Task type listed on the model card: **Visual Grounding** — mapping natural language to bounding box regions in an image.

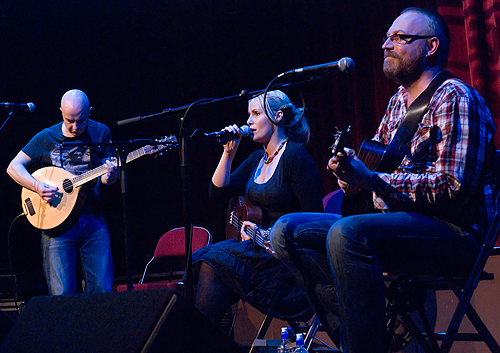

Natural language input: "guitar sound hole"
[62,179,73,193]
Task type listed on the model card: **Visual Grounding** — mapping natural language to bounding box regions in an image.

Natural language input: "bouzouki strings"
[229,212,268,250]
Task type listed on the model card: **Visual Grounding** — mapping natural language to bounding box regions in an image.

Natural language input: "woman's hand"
[212,125,244,188]
[221,124,243,156]
[241,220,257,241]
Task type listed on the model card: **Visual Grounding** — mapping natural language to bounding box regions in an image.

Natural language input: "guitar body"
[341,139,388,217]
[226,196,263,241]
[21,167,85,230]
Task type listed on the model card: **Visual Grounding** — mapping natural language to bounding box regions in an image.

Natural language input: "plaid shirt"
[372,77,496,235]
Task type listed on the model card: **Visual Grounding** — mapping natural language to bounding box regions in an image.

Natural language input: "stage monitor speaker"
[0,288,243,353]
[0,310,14,346]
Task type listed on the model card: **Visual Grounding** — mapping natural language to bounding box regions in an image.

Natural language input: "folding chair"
[116,226,212,291]
[386,150,500,353]
[248,191,346,352]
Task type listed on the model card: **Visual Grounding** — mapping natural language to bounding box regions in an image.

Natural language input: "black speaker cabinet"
[0,288,243,353]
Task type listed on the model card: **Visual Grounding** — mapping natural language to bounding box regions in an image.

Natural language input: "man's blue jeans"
[42,214,114,295]
[271,212,480,353]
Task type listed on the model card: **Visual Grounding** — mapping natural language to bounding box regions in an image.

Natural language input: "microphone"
[205,125,252,143]
[0,102,36,112]
[278,57,355,77]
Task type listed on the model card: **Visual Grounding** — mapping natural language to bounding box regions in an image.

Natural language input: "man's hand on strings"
[327,149,374,190]
[101,158,118,185]
[337,179,349,192]
[35,181,58,203]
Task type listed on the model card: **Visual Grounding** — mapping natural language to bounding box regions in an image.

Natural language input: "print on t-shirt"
[50,146,91,176]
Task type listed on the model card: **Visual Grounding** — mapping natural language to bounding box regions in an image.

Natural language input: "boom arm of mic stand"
[117,94,246,127]
[116,77,319,127]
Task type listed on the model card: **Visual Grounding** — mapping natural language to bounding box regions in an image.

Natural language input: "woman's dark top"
[194,140,323,320]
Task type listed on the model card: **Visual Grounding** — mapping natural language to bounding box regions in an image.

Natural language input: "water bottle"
[277,327,293,353]
[294,333,308,352]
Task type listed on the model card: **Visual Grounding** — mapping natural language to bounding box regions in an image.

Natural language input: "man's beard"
[383,49,426,86]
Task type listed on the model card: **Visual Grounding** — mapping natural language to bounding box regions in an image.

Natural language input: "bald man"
[7,89,118,295]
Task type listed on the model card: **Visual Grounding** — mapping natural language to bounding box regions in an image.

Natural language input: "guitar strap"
[376,70,455,172]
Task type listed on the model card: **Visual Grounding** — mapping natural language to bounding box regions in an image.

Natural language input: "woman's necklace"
[263,138,288,164]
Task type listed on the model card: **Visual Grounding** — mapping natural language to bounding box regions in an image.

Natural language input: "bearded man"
[270,7,496,353]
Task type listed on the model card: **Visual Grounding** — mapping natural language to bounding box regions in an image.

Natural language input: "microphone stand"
[117,145,133,291]
[116,77,324,301]
[62,139,162,291]
[179,119,194,300]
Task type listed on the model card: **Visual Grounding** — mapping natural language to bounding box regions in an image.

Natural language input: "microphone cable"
[260,74,306,129]
[6,213,26,317]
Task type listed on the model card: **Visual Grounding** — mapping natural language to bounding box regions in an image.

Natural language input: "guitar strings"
[229,213,268,249]
[230,214,256,237]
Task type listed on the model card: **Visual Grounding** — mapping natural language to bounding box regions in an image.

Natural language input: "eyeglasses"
[383,34,434,45]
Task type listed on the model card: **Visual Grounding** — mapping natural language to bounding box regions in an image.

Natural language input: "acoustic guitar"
[330,127,400,216]
[21,136,177,230]
[339,139,391,216]
[337,72,455,216]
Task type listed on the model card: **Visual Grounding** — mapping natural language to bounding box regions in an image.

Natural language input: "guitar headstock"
[330,126,351,155]
[329,126,353,167]
[145,135,178,155]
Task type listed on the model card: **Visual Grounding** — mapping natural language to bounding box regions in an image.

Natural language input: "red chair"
[322,189,344,214]
[116,226,212,291]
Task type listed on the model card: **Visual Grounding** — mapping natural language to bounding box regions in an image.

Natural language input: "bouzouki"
[21,136,177,230]
[226,196,276,256]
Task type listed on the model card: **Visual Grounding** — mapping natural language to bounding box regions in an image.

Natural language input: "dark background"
[0,0,438,297]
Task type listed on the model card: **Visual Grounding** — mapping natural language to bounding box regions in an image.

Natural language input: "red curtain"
[438,0,500,145]
[438,0,500,244]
